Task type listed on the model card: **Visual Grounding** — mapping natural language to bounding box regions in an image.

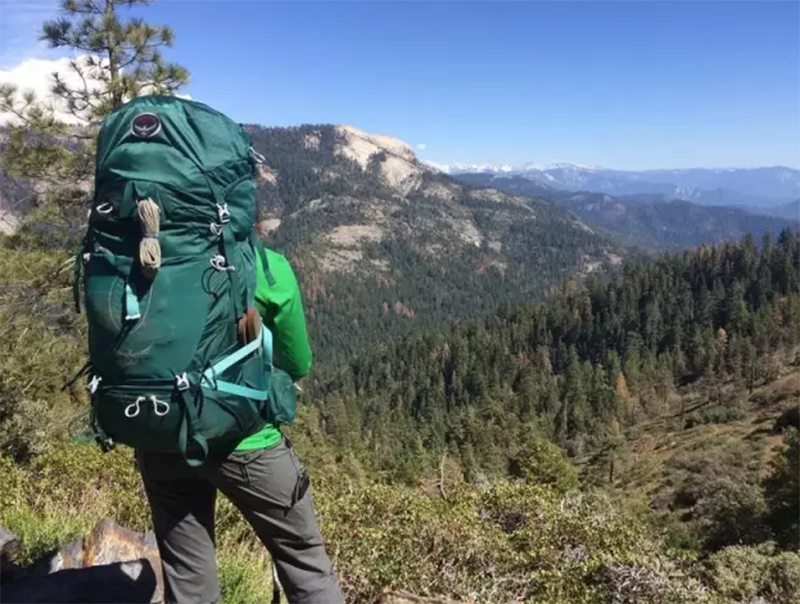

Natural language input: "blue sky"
[1,0,799,170]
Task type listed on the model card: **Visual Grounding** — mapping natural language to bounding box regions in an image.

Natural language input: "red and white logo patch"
[131,113,162,138]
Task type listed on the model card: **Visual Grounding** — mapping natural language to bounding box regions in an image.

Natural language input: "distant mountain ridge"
[455,172,798,250]
[430,162,800,209]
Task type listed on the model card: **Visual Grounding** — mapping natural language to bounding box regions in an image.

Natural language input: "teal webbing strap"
[210,380,269,401]
[201,326,273,401]
[261,322,273,366]
[125,282,141,321]
[202,325,273,382]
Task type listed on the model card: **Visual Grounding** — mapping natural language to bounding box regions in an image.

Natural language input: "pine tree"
[0,0,189,216]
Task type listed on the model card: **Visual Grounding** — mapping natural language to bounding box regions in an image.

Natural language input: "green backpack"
[70,95,288,466]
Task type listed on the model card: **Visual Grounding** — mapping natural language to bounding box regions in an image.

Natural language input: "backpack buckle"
[217,204,231,224]
[87,375,103,395]
[176,373,190,391]
[97,436,116,453]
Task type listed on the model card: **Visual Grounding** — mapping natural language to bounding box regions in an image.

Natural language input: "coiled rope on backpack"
[137,197,161,279]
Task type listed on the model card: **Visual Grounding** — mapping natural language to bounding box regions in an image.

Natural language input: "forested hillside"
[295,229,800,599]
[310,230,800,484]
[244,124,623,366]
[3,219,798,604]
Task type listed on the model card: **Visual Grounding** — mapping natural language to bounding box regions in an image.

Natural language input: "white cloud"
[0,55,94,124]
[417,143,427,151]
[0,55,191,125]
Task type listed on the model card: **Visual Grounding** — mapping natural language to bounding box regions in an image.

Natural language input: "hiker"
[71,96,343,604]
[135,243,344,604]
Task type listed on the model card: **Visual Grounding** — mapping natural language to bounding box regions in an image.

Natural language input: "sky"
[1,0,798,170]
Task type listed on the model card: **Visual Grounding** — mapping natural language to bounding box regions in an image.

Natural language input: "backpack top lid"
[92,95,258,235]
[95,95,253,174]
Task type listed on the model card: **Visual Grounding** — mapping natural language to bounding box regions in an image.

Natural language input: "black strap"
[176,389,209,467]
[62,361,91,392]
[220,223,244,320]
[72,243,84,313]
[271,562,281,604]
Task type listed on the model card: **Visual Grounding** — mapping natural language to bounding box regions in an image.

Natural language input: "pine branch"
[62,0,104,16]
[0,84,36,124]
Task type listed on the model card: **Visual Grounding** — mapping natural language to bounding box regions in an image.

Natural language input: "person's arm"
[254,248,312,381]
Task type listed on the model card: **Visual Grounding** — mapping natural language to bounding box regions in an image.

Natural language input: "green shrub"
[763,427,800,550]
[218,545,274,604]
[657,440,772,552]
[0,505,91,566]
[509,431,579,494]
[312,477,718,604]
[697,478,771,551]
[0,246,88,462]
[707,542,800,604]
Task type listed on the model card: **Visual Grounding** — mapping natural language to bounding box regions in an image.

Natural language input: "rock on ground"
[0,518,162,604]
[0,526,19,555]
[0,526,22,584]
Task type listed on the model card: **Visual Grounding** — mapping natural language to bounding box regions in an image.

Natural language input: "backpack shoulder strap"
[251,231,276,287]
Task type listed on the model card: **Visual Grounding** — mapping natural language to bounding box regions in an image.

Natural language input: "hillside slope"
[245,124,623,365]
[309,230,800,484]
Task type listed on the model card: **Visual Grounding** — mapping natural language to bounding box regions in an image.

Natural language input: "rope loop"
[137,198,162,280]
[125,397,144,418]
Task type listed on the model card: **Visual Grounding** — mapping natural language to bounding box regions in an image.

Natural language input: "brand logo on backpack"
[131,113,161,138]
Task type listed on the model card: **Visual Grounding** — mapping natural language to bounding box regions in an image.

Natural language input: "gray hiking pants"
[135,435,343,604]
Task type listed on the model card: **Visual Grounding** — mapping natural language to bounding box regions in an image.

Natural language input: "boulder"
[1,518,162,604]
[2,559,160,603]
[1,526,23,583]
[0,526,19,555]
[43,518,160,577]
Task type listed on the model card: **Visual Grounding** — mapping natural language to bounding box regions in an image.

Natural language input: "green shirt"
[235,248,312,451]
